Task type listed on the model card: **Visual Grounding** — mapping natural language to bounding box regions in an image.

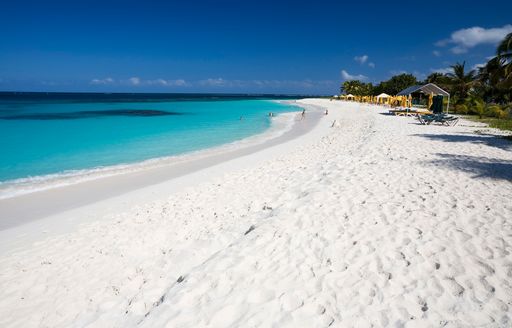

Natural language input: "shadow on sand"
[427,153,512,181]
[414,133,512,151]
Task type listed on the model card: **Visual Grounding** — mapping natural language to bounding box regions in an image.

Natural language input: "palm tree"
[478,33,512,102]
[497,32,512,60]
[425,72,451,90]
[496,32,512,88]
[425,72,444,84]
[341,80,373,96]
[477,56,505,101]
[447,61,476,103]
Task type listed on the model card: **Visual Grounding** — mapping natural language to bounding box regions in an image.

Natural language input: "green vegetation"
[375,74,418,95]
[340,33,512,131]
[340,73,418,97]
[340,80,374,97]
[465,116,512,132]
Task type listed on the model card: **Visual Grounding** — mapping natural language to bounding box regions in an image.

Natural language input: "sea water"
[0,93,302,195]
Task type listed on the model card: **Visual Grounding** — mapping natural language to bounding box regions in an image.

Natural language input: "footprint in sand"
[443,278,465,297]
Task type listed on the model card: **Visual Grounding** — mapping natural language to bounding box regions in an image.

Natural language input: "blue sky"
[0,0,511,94]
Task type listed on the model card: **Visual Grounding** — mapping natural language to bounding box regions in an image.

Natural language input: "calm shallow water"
[0,93,301,182]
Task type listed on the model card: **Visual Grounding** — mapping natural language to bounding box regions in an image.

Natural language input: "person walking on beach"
[301,109,306,120]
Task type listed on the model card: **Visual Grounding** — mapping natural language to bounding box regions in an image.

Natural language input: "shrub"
[504,103,512,118]
[468,98,486,118]
[454,103,468,114]
[485,104,508,119]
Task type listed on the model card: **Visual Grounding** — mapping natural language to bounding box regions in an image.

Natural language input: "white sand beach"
[1,99,511,327]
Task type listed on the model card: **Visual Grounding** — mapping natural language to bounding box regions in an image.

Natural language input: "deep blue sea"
[0,93,302,186]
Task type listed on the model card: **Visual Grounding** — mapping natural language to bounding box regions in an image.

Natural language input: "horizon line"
[0,90,328,97]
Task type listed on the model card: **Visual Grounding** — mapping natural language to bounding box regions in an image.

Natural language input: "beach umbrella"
[397,96,403,107]
[427,93,433,110]
[376,93,390,105]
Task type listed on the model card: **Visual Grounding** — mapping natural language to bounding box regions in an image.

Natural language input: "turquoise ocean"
[0,93,302,194]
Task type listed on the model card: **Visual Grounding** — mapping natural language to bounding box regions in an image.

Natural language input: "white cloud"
[432,50,441,57]
[437,25,512,54]
[354,55,368,64]
[171,79,188,87]
[128,77,141,85]
[354,55,375,68]
[341,70,367,81]
[194,78,338,90]
[89,77,334,90]
[430,67,453,74]
[199,78,229,87]
[146,78,189,87]
[472,63,486,71]
[90,77,114,85]
[90,77,189,87]
[149,78,168,86]
[451,46,468,54]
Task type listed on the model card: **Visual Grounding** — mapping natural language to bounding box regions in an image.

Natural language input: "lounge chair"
[389,108,418,116]
[439,115,459,126]
[417,113,458,126]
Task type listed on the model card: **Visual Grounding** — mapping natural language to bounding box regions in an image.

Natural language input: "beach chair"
[417,114,435,125]
[389,108,412,116]
[436,115,459,126]
[417,113,458,126]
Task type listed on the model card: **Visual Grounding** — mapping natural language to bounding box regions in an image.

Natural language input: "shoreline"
[0,100,303,200]
[0,99,511,326]
[0,100,325,251]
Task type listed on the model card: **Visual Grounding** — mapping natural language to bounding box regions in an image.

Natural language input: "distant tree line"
[340,33,512,119]
[341,74,418,97]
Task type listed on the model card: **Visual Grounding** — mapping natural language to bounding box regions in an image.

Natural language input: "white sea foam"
[0,111,299,200]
